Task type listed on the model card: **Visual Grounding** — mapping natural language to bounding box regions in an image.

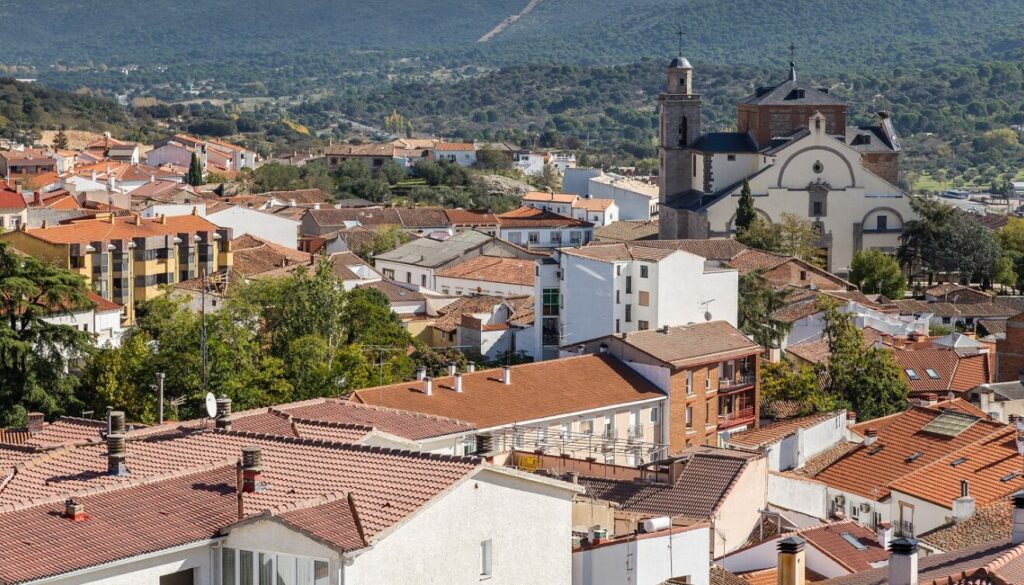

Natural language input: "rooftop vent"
[502,366,511,385]
[448,361,458,376]
[26,412,44,435]
[416,366,427,381]
[106,410,128,476]
[241,446,265,493]
[63,498,86,522]
[215,396,232,430]
[424,376,433,396]
[454,373,464,393]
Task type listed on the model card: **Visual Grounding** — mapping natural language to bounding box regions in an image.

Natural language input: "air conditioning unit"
[833,495,846,508]
[860,503,872,513]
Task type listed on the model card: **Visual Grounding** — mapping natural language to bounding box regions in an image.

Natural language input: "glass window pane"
[240,551,254,585]
[222,548,236,585]
[277,554,295,585]
[259,553,274,585]
[313,561,329,585]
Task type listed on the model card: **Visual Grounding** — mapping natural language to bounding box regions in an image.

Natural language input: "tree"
[899,196,1001,286]
[53,125,69,150]
[354,225,412,261]
[848,250,907,299]
[476,146,513,171]
[777,213,821,263]
[736,217,782,253]
[734,179,756,232]
[0,242,94,425]
[995,254,1018,291]
[737,270,792,350]
[760,360,836,416]
[819,296,909,419]
[78,332,156,423]
[187,152,203,186]
[253,162,301,192]
[379,161,406,186]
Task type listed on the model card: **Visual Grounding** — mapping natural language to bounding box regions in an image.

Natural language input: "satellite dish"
[205,392,217,418]
[705,311,712,321]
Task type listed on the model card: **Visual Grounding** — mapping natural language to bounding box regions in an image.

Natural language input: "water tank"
[642,516,671,533]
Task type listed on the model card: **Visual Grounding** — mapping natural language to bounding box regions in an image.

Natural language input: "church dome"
[669,55,692,69]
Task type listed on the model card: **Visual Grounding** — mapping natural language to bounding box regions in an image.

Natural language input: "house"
[373,230,538,291]
[42,290,126,347]
[107,142,141,164]
[923,283,993,304]
[0,182,27,230]
[719,520,889,580]
[434,255,536,297]
[325,142,399,170]
[429,295,536,360]
[593,220,660,243]
[497,206,594,248]
[521,192,620,227]
[0,148,56,182]
[0,213,232,323]
[589,174,661,221]
[969,380,1024,423]
[563,167,604,196]
[205,203,302,249]
[327,251,382,290]
[573,521,711,585]
[781,291,930,350]
[351,354,671,467]
[536,243,739,358]
[575,446,768,557]
[0,410,578,585]
[566,321,762,449]
[892,298,1018,332]
[725,410,853,472]
[432,142,478,166]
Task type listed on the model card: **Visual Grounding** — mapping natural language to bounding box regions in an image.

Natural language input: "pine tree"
[187,152,203,186]
[735,179,755,232]
[53,125,69,151]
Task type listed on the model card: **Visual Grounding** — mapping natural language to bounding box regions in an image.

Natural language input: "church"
[657,54,913,275]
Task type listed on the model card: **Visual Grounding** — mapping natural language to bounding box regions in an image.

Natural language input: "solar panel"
[841,532,868,551]
[920,411,980,437]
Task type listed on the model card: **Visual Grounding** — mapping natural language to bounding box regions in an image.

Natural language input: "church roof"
[845,126,898,154]
[691,132,758,154]
[663,165,775,213]
[669,55,692,69]
[738,66,846,107]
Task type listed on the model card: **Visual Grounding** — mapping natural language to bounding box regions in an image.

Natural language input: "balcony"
[718,406,756,429]
[718,372,756,392]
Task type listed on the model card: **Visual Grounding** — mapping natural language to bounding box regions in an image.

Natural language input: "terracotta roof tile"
[435,255,535,286]
[434,142,476,151]
[562,242,677,262]
[574,198,614,211]
[795,441,860,478]
[357,279,428,303]
[820,538,1023,585]
[593,220,660,243]
[271,494,367,551]
[231,234,312,277]
[728,412,842,449]
[16,214,220,245]
[631,238,748,261]
[596,321,761,368]
[496,206,591,228]
[280,400,475,440]
[0,187,26,211]
[920,499,1011,552]
[796,521,890,571]
[351,355,665,429]
[444,209,500,225]
[522,192,578,204]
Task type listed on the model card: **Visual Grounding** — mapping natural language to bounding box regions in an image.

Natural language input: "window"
[551,231,562,245]
[626,276,632,293]
[616,264,622,276]
[507,232,521,244]
[685,371,693,395]
[625,304,632,323]
[542,317,559,346]
[221,549,328,585]
[421,274,427,287]
[382,268,395,279]
[685,406,693,428]
[259,553,273,585]
[528,232,540,244]
[580,419,594,434]
[615,318,620,333]
[650,407,659,424]
[727,154,736,161]
[542,289,560,316]
[222,548,236,585]
[640,265,649,278]
[405,271,411,284]
[480,539,494,576]
[813,201,823,216]
[570,231,582,244]
[638,291,650,306]
[800,270,807,281]
[638,320,649,331]
[877,215,888,231]
[616,290,621,304]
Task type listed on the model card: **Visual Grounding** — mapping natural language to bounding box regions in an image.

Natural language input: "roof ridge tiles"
[288,417,375,432]
[53,416,109,428]
[326,401,476,427]
[0,457,239,514]
[215,428,483,464]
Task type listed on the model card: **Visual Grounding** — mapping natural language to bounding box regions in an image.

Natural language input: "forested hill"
[0,78,147,140]
[1,0,1023,74]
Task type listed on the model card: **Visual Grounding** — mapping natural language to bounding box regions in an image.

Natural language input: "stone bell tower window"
[679,117,688,147]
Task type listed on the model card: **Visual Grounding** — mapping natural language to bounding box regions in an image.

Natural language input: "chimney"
[32,191,41,207]
[953,480,976,523]
[502,365,511,385]
[424,376,433,396]
[63,498,87,522]
[313,202,320,210]
[888,538,919,585]
[777,536,806,585]
[467,363,476,373]
[448,361,458,376]
[289,198,297,207]
[26,412,44,435]
[566,471,579,484]
[846,410,857,425]
[416,365,427,381]
[454,372,464,393]
[41,219,49,229]
[659,324,670,334]
[160,214,167,225]
[106,410,128,476]
[876,522,893,550]
[241,446,264,493]
[863,428,878,446]
[925,393,938,406]
[215,396,233,430]
[1013,492,1024,545]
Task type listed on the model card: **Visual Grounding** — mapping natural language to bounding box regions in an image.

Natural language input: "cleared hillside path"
[478,0,540,42]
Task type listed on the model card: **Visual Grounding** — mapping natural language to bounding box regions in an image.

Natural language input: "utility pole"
[156,372,165,424]
[200,269,208,394]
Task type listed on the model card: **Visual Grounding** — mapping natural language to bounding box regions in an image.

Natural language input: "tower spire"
[677,25,684,57]
[788,42,797,81]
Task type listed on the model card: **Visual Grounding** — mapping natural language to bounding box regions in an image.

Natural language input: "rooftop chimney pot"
[777,536,806,585]
[502,366,511,385]
[863,428,878,446]
[416,366,427,381]
[876,522,893,550]
[953,480,976,523]
[64,498,86,522]
[467,363,476,373]
[106,410,128,476]
[26,412,44,435]
[448,361,458,376]
[454,373,463,393]
[424,376,433,396]
[888,538,919,585]
[241,446,264,493]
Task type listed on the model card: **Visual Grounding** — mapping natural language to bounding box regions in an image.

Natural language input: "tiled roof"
[0,443,40,469]
[432,295,511,333]
[229,410,298,437]
[435,255,536,286]
[0,430,480,538]
[795,521,890,571]
[562,242,677,262]
[375,230,492,266]
[350,355,666,429]
[786,338,833,365]
[522,192,578,204]
[794,441,860,478]
[574,198,614,211]
[0,186,26,211]
[728,412,841,449]
[712,565,753,585]
[735,567,828,584]
[444,209,500,225]
[279,399,475,440]
[760,399,806,421]
[813,405,1004,500]
[17,214,220,245]
[434,142,476,151]
[496,206,592,228]
[0,463,240,585]
[593,220,660,243]
[231,234,313,277]
[819,538,1023,585]
[256,189,331,204]
[357,279,428,303]
[87,291,122,313]
[920,499,1011,553]
[893,348,990,394]
[600,321,761,368]
[579,448,754,519]
[891,300,1019,318]
[267,493,368,552]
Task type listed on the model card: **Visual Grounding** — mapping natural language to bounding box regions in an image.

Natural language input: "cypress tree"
[735,179,755,232]
[187,152,203,186]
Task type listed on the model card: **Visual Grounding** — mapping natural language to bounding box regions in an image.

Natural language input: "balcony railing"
[627,425,644,442]
[719,406,755,427]
[719,372,756,391]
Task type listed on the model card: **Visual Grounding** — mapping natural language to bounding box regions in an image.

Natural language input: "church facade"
[658,57,913,275]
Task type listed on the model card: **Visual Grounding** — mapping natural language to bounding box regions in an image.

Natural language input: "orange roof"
[522,191,578,204]
[434,142,476,151]
[41,192,81,210]
[435,255,536,286]
[574,198,614,212]
[894,348,991,394]
[814,404,1005,500]
[86,291,121,313]
[22,214,221,245]
[728,411,842,449]
[496,206,592,228]
[0,187,25,211]
[351,355,665,429]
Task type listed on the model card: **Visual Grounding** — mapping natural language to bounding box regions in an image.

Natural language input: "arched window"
[678,116,688,147]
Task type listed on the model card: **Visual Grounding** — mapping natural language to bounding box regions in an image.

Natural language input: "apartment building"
[0,212,232,322]
[535,242,739,359]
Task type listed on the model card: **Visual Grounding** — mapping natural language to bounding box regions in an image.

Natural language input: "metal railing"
[720,406,755,423]
[478,423,668,465]
[719,372,756,391]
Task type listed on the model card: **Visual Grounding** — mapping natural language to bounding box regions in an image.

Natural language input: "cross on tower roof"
[788,42,797,81]
[678,25,684,57]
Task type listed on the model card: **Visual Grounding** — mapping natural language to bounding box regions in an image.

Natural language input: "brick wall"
[861,152,900,186]
[997,317,1024,382]
[738,104,848,146]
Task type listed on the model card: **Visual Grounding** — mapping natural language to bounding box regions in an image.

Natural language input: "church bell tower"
[658,54,702,204]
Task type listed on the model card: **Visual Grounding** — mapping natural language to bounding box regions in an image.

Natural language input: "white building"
[206,204,301,249]
[497,206,594,249]
[140,201,207,218]
[588,174,660,221]
[432,142,478,167]
[42,291,125,347]
[521,192,619,227]
[535,243,739,358]
[573,523,710,585]
[434,255,535,297]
